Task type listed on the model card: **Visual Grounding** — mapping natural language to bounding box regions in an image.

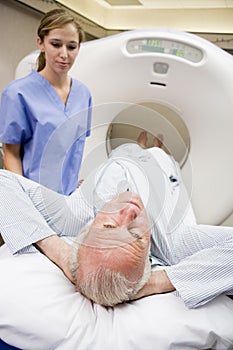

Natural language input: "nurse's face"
[37,23,80,75]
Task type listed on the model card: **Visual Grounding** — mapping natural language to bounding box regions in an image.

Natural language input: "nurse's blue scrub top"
[0,70,92,195]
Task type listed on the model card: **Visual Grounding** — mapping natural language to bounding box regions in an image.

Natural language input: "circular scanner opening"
[106,102,190,167]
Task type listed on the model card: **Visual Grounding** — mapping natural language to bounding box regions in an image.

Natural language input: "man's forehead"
[82,227,137,249]
[78,239,145,282]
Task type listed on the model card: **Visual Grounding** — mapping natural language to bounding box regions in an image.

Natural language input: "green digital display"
[126,38,203,63]
[142,45,164,53]
[142,39,164,53]
[172,49,185,57]
[146,39,162,47]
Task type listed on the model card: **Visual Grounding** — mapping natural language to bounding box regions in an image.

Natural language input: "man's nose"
[120,205,136,224]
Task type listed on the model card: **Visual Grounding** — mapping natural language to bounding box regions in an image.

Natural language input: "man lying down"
[0,131,233,309]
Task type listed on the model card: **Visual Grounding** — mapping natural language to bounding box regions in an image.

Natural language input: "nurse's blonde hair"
[37,8,84,72]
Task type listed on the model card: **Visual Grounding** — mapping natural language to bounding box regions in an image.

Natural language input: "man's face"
[92,191,150,241]
[78,192,151,281]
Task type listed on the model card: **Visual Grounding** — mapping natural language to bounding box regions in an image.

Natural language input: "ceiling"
[56,0,233,33]
[98,0,233,8]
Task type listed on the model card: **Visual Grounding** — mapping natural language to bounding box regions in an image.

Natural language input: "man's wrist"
[152,270,175,294]
[134,269,175,300]
[35,235,73,283]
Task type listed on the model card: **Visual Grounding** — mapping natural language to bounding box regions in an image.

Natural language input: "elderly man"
[0,133,233,308]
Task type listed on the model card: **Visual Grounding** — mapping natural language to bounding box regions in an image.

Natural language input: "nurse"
[0,8,92,195]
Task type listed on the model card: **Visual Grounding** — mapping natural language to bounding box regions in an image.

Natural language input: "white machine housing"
[15,29,233,225]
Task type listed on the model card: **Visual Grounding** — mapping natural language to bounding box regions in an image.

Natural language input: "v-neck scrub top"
[0,70,92,195]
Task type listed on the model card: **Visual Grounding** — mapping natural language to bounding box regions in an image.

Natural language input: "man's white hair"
[69,226,151,307]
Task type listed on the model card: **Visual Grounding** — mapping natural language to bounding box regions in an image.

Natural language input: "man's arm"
[35,235,74,283]
[134,270,175,300]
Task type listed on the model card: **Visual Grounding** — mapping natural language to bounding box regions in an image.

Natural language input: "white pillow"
[0,244,233,350]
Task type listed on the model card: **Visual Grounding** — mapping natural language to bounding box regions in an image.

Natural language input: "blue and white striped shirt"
[0,143,233,308]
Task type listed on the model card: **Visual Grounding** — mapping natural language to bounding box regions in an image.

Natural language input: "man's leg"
[137,131,164,149]
[152,133,164,148]
[137,131,148,148]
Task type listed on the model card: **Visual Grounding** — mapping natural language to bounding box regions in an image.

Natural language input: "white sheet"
[0,244,233,350]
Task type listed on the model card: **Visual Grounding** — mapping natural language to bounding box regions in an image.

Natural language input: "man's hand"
[133,270,175,300]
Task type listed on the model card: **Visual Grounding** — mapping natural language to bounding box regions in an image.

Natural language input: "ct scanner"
[15,29,233,226]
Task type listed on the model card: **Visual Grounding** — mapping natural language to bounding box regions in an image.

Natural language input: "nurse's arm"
[4,144,23,175]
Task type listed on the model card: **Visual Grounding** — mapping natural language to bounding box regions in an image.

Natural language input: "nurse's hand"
[78,179,84,187]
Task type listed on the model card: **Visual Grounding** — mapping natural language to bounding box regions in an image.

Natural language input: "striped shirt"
[0,143,233,308]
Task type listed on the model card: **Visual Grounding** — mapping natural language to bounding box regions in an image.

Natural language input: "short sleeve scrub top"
[0,70,92,195]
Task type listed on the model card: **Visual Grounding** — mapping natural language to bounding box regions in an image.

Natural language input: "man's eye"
[103,224,116,229]
[129,228,143,240]
[130,232,141,239]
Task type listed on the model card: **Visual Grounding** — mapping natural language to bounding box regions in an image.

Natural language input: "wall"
[0,0,42,94]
